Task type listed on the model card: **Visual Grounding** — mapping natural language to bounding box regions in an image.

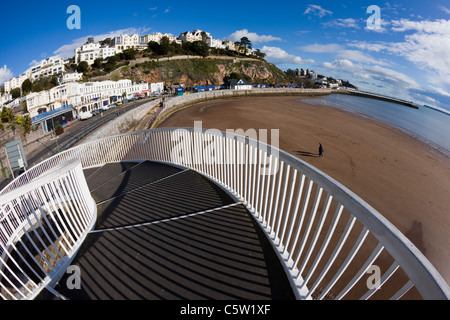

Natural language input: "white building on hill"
[146,32,180,44]
[110,34,148,51]
[3,57,65,93]
[60,72,83,84]
[74,41,117,65]
[178,29,210,43]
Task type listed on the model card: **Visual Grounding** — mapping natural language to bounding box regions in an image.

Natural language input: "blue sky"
[1,0,450,110]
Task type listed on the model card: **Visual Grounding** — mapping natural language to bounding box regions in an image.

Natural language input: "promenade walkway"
[42,161,294,300]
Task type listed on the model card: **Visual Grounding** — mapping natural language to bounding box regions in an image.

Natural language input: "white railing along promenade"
[0,128,449,300]
[0,159,96,300]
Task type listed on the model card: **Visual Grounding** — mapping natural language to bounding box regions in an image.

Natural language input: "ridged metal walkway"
[39,161,295,300]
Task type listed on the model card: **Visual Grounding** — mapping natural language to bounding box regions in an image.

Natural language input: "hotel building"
[74,42,117,65]
[3,57,65,94]
[26,80,156,133]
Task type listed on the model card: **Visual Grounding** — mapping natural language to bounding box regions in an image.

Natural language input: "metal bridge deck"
[40,161,294,300]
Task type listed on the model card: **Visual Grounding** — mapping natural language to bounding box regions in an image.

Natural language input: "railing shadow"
[52,162,295,300]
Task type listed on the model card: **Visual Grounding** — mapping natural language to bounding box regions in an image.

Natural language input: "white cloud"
[322,59,420,98]
[322,18,360,29]
[300,43,344,53]
[0,65,13,86]
[164,8,170,13]
[438,6,450,14]
[228,29,282,44]
[349,19,450,97]
[323,59,354,70]
[303,4,333,18]
[300,43,390,66]
[391,18,450,33]
[149,7,157,11]
[29,60,40,67]
[337,50,390,66]
[53,27,151,59]
[261,46,314,65]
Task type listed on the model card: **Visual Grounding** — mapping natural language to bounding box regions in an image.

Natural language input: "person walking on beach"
[318,143,324,157]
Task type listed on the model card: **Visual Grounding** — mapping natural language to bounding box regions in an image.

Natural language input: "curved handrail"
[0,159,96,300]
[1,128,449,300]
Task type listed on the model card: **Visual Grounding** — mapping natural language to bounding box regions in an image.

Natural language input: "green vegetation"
[135,58,223,82]
[15,114,32,134]
[76,61,89,73]
[0,107,31,135]
[82,35,264,79]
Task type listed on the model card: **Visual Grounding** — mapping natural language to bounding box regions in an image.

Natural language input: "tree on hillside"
[121,48,137,61]
[147,40,160,53]
[192,41,210,58]
[228,72,251,82]
[1,107,13,123]
[201,31,208,43]
[99,38,111,46]
[240,37,252,55]
[10,88,21,99]
[253,49,266,59]
[159,36,171,56]
[21,79,32,95]
[92,58,103,69]
[76,61,89,73]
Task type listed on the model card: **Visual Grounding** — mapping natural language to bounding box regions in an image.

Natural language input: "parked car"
[79,110,93,120]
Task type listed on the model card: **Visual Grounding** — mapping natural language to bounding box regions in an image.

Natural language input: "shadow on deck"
[39,161,295,300]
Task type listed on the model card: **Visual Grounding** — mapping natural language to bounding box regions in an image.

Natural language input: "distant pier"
[340,89,419,109]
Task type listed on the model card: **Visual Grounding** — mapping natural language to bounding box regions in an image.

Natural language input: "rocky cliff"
[93,56,289,87]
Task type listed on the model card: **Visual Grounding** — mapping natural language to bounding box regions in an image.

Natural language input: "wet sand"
[159,95,450,286]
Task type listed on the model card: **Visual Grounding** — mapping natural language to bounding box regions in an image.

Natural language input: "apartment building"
[61,72,83,84]
[178,29,211,43]
[3,73,28,94]
[206,37,226,49]
[29,57,65,81]
[110,34,148,52]
[74,42,117,65]
[26,80,153,132]
[147,32,180,44]
[3,57,65,94]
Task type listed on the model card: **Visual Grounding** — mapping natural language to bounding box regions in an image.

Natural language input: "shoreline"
[296,95,450,160]
[158,95,450,284]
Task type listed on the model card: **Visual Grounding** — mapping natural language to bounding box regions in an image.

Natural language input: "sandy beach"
[159,95,450,286]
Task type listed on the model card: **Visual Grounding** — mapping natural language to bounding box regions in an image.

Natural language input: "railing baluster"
[335,243,384,300]
[288,179,314,263]
[302,204,344,291]
[390,280,414,300]
[318,226,370,300]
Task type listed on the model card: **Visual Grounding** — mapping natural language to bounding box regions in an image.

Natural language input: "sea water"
[297,94,450,157]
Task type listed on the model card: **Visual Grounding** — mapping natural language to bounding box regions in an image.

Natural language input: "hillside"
[89,56,292,87]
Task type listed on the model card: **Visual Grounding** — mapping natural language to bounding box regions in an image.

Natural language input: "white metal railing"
[1,128,449,300]
[0,159,96,300]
